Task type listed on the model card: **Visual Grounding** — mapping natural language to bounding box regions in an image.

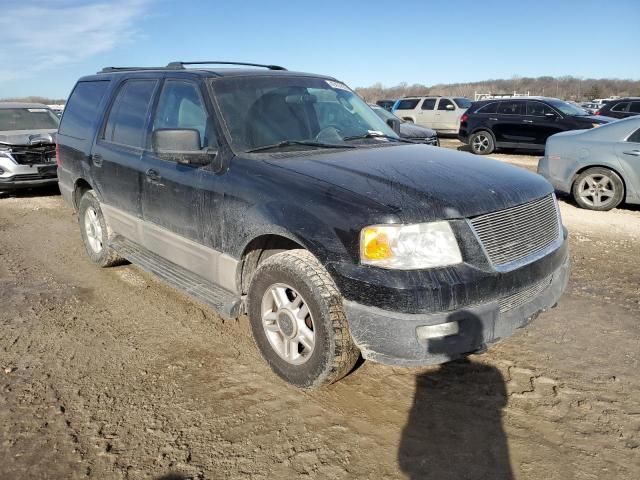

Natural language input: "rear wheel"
[78,190,124,267]
[247,249,359,389]
[572,167,624,211]
[469,131,495,155]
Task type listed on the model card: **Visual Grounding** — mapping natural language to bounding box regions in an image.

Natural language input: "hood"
[399,122,436,138]
[0,129,57,146]
[265,144,553,222]
[574,115,614,124]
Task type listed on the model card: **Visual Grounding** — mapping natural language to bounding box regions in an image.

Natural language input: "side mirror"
[446,104,455,111]
[386,118,401,134]
[152,128,215,166]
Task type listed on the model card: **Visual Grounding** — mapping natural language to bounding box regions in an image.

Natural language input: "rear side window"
[437,99,454,110]
[58,81,109,139]
[475,102,497,114]
[497,101,525,115]
[421,99,437,110]
[395,99,420,110]
[453,98,471,109]
[630,102,640,113]
[103,80,157,148]
[611,102,629,112]
[628,128,640,143]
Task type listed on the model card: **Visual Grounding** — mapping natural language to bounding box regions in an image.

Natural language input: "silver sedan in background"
[538,117,640,211]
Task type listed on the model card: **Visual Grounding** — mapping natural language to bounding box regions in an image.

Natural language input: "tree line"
[0,96,67,104]
[355,76,640,103]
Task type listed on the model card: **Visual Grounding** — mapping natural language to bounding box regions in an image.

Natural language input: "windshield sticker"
[326,80,350,91]
[27,109,48,113]
[367,130,384,136]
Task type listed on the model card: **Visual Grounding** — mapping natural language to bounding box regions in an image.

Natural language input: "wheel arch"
[238,233,308,295]
[72,178,94,212]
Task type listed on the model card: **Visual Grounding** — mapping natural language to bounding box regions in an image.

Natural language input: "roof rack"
[99,61,287,74]
[99,66,169,73]
[166,61,287,71]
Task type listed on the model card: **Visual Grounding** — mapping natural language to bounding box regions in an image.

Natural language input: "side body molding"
[101,203,239,293]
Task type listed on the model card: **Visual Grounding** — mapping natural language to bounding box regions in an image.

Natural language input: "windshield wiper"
[246,140,355,153]
[343,133,414,143]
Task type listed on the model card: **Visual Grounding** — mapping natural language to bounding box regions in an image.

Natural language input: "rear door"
[615,127,640,202]
[434,98,458,131]
[416,98,437,128]
[493,100,527,144]
[609,101,631,119]
[91,78,159,217]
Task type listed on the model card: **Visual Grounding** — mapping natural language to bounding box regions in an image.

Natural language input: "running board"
[110,236,241,319]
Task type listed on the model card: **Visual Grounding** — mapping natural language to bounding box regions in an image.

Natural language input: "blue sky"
[1,0,639,99]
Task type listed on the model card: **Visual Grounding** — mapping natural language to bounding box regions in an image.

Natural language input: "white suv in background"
[392,96,471,134]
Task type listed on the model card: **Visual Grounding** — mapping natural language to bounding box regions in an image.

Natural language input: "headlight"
[360,221,462,269]
[591,123,601,128]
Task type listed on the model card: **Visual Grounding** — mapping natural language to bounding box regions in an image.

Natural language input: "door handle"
[145,168,162,183]
[489,117,498,121]
[91,153,103,166]
[623,150,640,156]
[523,119,534,124]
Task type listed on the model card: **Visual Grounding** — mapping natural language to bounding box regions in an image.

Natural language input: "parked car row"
[458,97,612,155]
[392,96,472,135]
[0,103,59,192]
[595,97,640,119]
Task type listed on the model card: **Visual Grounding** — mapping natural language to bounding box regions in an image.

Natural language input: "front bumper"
[0,164,58,190]
[344,253,569,366]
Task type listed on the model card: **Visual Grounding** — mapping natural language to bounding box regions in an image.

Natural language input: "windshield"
[547,99,589,116]
[371,105,400,123]
[212,76,398,152]
[0,108,59,131]
[453,98,472,109]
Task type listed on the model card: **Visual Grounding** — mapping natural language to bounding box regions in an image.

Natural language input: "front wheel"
[469,131,495,155]
[247,250,359,389]
[572,167,624,211]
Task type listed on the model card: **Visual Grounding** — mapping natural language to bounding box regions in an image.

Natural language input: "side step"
[110,236,242,319]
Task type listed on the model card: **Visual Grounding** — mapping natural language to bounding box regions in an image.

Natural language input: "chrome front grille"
[499,276,552,313]
[470,195,560,268]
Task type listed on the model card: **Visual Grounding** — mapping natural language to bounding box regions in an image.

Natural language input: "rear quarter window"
[395,99,420,110]
[475,102,497,114]
[58,80,110,139]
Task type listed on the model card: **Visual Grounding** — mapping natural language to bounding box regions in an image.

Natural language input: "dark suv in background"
[56,62,569,388]
[596,97,640,119]
[459,97,612,155]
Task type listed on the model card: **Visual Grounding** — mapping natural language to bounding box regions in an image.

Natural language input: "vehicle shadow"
[154,474,188,480]
[398,315,513,480]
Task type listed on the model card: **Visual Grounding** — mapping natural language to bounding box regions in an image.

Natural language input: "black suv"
[459,97,612,155]
[596,97,640,119]
[57,62,569,388]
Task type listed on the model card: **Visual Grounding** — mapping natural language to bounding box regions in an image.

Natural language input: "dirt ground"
[1,142,639,479]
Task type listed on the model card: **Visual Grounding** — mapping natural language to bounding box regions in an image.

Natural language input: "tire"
[78,190,124,267]
[572,167,624,211]
[469,130,495,155]
[247,249,359,389]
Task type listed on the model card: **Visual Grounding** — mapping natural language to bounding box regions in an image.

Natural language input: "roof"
[85,61,336,82]
[79,67,335,84]
[0,102,51,109]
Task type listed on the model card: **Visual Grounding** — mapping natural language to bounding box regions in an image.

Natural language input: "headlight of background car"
[360,221,462,269]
